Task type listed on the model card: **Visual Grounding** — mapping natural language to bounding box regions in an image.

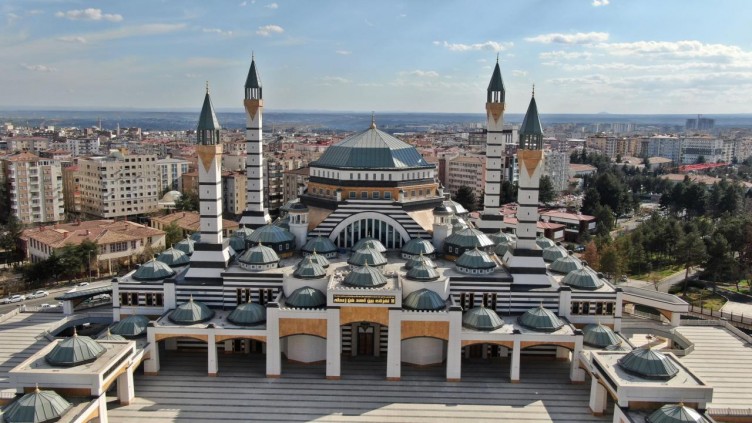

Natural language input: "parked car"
[29,290,49,299]
[40,303,58,309]
[78,282,90,287]
[8,294,26,303]
[573,245,586,253]
[0,297,9,304]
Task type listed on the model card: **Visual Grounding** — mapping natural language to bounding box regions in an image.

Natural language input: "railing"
[708,407,752,419]
[0,308,20,323]
[687,305,752,329]
[681,318,752,344]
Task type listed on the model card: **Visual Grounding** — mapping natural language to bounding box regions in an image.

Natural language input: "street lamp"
[88,251,94,283]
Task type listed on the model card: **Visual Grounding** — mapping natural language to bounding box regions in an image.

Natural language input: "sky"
[1,0,752,114]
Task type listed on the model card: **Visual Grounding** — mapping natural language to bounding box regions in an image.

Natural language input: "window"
[361,191,368,199]
[349,191,356,199]
[372,191,380,199]
[384,192,391,200]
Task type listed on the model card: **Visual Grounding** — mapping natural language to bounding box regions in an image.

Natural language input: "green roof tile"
[133,259,176,281]
[517,306,564,332]
[647,404,710,423]
[293,257,327,279]
[583,324,621,348]
[406,261,441,281]
[562,267,604,290]
[169,297,215,324]
[110,315,149,338]
[302,236,338,255]
[403,288,445,311]
[463,306,505,331]
[344,264,387,288]
[286,286,326,308]
[445,228,494,249]
[348,245,388,267]
[618,348,680,380]
[401,238,435,256]
[228,302,266,326]
[456,248,497,270]
[2,388,72,423]
[247,224,295,244]
[45,331,106,367]
[550,254,583,274]
[352,238,386,253]
[156,247,190,267]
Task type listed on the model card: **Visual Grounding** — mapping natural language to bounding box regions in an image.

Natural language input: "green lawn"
[630,265,684,281]
[683,288,727,311]
[718,280,751,295]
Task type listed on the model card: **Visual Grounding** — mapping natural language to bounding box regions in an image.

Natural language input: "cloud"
[401,70,440,78]
[335,50,351,55]
[265,2,279,9]
[592,0,610,6]
[539,50,593,60]
[595,40,752,63]
[433,40,512,52]
[21,63,56,72]
[55,8,123,22]
[57,36,87,43]
[7,12,19,23]
[320,76,351,84]
[525,32,609,44]
[256,24,284,37]
[202,28,233,36]
[239,1,248,5]
[397,14,407,18]
[512,70,528,77]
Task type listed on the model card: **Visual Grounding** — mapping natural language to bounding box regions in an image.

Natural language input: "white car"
[78,282,90,287]
[29,290,49,299]
[40,303,58,309]
[8,294,26,303]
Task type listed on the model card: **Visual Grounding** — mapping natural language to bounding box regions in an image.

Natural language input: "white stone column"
[266,304,281,378]
[224,340,233,353]
[117,369,135,405]
[570,338,585,383]
[144,328,160,375]
[670,312,681,327]
[244,339,251,354]
[326,308,341,380]
[386,309,401,381]
[589,378,608,415]
[446,305,462,381]
[207,332,218,376]
[97,394,109,423]
[510,339,521,383]
[556,346,570,360]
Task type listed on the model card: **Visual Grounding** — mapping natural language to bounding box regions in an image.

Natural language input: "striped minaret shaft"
[478,58,506,233]
[240,55,271,228]
[515,89,545,251]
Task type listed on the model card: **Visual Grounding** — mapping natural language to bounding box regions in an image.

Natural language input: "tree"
[453,185,477,212]
[582,241,600,270]
[539,175,556,205]
[599,244,623,279]
[175,190,199,212]
[500,181,518,204]
[0,215,24,262]
[592,204,615,238]
[164,222,184,248]
[677,231,707,294]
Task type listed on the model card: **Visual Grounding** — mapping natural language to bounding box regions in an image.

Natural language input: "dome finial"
[496,52,499,63]
[252,50,255,61]
[73,326,78,336]
[35,383,40,393]
[206,80,209,94]
[532,83,535,98]
[370,112,376,129]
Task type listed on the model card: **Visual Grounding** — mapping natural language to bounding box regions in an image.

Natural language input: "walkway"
[0,312,61,397]
[109,353,610,422]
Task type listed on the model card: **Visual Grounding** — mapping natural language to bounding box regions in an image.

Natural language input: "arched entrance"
[214,335,267,376]
[329,212,411,249]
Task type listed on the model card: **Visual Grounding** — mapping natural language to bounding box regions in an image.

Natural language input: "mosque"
[2,57,716,423]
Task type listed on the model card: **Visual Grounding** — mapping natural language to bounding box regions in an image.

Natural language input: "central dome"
[313,127,433,169]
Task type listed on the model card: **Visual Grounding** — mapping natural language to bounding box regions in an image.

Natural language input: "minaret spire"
[370,112,376,129]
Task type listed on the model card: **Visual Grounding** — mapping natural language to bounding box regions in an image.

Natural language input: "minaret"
[239,55,272,228]
[186,83,230,282]
[505,88,550,286]
[477,56,506,233]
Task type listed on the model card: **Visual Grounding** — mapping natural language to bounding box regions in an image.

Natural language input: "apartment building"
[681,136,725,164]
[61,164,82,214]
[222,171,246,217]
[151,211,238,239]
[543,150,570,193]
[265,157,307,216]
[65,138,101,156]
[642,135,682,164]
[282,167,309,205]
[156,157,191,192]
[445,154,486,204]
[0,152,65,224]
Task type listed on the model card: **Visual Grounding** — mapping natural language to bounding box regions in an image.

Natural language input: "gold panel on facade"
[401,321,449,341]
[279,318,327,339]
[244,99,263,120]
[215,334,267,343]
[155,333,208,343]
[196,144,221,172]
[486,102,505,124]
[520,340,573,350]
[461,340,514,349]
[339,306,390,326]
[518,149,543,178]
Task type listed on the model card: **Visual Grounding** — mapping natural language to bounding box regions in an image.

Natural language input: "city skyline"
[2,0,752,114]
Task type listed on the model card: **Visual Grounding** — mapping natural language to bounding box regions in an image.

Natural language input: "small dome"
[239,243,280,265]
[562,267,604,290]
[535,235,556,250]
[45,331,106,367]
[234,226,255,239]
[282,200,309,212]
[445,227,494,249]
[156,247,190,267]
[456,248,497,270]
[494,241,513,257]
[344,264,388,288]
[132,259,176,281]
[517,306,565,332]
[618,348,680,380]
[169,297,215,324]
[463,306,505,331]
[542,244,568,262]
[2,387,72,423]
[98,328,126,342]
[110,315,149,338]
[406,261,441,281]
[229,232,248,252]
[175,237,196,255]
[405,253,438,270]
[306,251,331,268]
[583,324,622,348]
[293,257,327,279]
[401,238,435,256]
[302,236,338,255]
[352,238,386,253]
[273,215,290,230]
[489,230,516,245]
[550,254,583,274]
[433,204,453,215]
[162,190,182,203]
[286,286,326,308]
[227,302,266,326]
[348,245,388,267]
[247,224,296,244]
[189,232,202,242]
[452,221,469,232]
[443,199,469,215]
[403,288,445,311]
[647,404,710,423]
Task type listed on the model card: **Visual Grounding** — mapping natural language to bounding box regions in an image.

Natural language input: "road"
[0,279,112,315]
[623,268,699,293]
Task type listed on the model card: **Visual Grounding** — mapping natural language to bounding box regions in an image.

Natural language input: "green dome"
[452,221,468,232]
[312,126,433,170]
[110,315,149,338]
[45,331,106,367]
[352,238,386,253]
[550,254,583,274]
[403,288,445,311]
[494,241,513,257]
[444,200,469,215]
[456,248,497,270]
[306,251,331,268]
[348,245,388,267]
[463,306,505,331]
[406,261,441,281]
[286,286,326,308]
[247,224,295,244]
[175,237,195,256]
[132,259,176,281]
[536,235,556,249]
[234,226,255,239]
[445,227,494,249]
[169,297,215,324]
[156,247,190,267]
[273,216,290,230]
[647,404,710,423]
[401,238,435,256]
[618,348,680,380]
[302,236,338,255]
[562,267,604,290]
[344,264,387,288]
[583,324,621,348]
[189,232,202,242]
[229,233,248,252]
[2,387,72,423]
[239,243,280,265]
[489,230,516,245]
[293,257,327,279]
[405,253,438,270]
[227,302,266,326]
[98,328,126,342]
[517,306,565,332]
[542,244,568,262]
